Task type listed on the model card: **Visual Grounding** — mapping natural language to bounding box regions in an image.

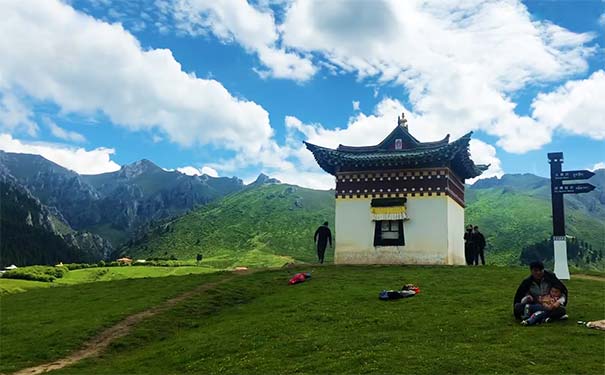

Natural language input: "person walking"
[472,226,486,265]
[464,225,474,265]
[314,221,332,264]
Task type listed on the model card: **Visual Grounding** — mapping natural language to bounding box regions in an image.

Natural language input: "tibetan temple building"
[305,114,488,265]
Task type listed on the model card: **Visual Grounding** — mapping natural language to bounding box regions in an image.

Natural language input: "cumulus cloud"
[0,0,273,157]
[280,0,597,153]
[0,133,120,175]
[45,118,86,143]
[590,162,604,171]
[467,139,504,184]
[201,166,219,177]
[176,165,219,177]
[159,0,316,81]
[0,93,38,136]
[352,100,360,111]
[531,70,605,140]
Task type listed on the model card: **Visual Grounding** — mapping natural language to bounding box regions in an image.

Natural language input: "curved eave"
[304,132,487,179]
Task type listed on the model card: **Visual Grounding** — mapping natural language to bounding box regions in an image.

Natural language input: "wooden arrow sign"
[553,170,595,181]
[553,183,596,194]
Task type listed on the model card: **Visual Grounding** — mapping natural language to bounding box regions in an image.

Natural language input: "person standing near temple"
[314,221,332,264]
[472,225,487,265]
[464,225,474,265]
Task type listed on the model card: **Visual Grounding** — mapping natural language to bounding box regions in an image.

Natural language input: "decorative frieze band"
[335,167,465,207]
[335,190,465,208]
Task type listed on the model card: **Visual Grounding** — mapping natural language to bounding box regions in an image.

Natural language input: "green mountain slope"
[464,188,603,264]
[0,179,81,267]
[125,184,335,265]
[125,172,603,267]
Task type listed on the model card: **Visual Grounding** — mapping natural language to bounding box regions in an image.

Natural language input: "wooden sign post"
[548,152,595,280]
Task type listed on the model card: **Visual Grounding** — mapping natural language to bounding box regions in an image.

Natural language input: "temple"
[305,113,488,265]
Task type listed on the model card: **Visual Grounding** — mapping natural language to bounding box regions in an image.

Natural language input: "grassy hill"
[1,266,603,374]
[124,183,335,265]
[465,188,604,264]
[123,175,603,268]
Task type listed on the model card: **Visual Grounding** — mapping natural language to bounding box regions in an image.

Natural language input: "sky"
[0,0,603,190]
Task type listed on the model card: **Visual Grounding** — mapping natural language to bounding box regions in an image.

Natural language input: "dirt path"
[573,274,605,282]
[12,270,254,375]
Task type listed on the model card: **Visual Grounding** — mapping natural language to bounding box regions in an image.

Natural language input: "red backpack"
[288,272,311,285]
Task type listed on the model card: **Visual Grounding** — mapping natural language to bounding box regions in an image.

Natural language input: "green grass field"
[1,266,603,374]
[0,266,218,294]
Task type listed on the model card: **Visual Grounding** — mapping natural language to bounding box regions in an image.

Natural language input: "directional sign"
[553,183,596,194]
[553,170,595,181]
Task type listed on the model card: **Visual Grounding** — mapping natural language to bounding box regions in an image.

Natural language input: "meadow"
[0,266,216,294]
[1,265,603,374]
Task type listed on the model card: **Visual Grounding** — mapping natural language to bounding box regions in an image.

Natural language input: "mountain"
[123,183,335,266]
[1,149,602,267]
[123,171,604,267]
[0,172,111,267]
[0,152,245,246]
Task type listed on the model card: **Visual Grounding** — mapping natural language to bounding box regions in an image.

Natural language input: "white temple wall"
[446,198,466,265]
[335,196,462,265]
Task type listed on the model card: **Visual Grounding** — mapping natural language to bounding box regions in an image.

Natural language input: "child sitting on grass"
[521,286,566,326]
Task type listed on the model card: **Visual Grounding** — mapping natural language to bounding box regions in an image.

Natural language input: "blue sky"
[0,0,603,189]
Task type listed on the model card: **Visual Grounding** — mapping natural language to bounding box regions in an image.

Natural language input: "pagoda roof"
[304,121,489,180]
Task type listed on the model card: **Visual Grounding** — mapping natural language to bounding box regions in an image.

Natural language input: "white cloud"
[160,0,316,81]
[0,133,120,174]
[0,93,38,136]
[177,166,202,176]
[352,100,360,111]
[590,162,604,171]
[201,166,218,177]
[177,165,219,177]
[280,0,597,153]
[0,0,274,158]
[531,70,605,140]
[599,13,605,27]
[467,139,504,184]
[45,118,86,143]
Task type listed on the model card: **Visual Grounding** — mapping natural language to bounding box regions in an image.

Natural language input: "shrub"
[2,265,68,282]
[63,263,98,270]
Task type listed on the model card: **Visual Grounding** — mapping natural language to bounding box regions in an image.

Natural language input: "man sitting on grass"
[513,261,568,322]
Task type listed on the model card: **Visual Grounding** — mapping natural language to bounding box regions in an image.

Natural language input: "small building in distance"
[304,113,487,265]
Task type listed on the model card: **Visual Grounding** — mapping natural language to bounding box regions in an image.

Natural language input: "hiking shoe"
[544,317,552,323]
[521,320,529,326]
[559,314,569,321]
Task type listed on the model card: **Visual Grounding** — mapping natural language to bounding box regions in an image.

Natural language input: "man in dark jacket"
[472,226,486,265]
[513,261,568,321]
[314,221,332,264]
[464,225,474,265]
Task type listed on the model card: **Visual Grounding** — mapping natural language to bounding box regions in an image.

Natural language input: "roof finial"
[398,112,408,129]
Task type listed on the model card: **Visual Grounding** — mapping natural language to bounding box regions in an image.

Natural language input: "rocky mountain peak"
[119,159,162,179]
[251,173,281,186]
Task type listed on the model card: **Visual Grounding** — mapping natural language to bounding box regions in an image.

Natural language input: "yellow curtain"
[370,206,406,215]
[370,206,407,221]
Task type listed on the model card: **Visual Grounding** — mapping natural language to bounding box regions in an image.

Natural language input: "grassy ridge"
[126,184,335,264]
[125,182,603,267]
[465,188,604,265]
[41,266,604,375]
[0,266,217,294]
